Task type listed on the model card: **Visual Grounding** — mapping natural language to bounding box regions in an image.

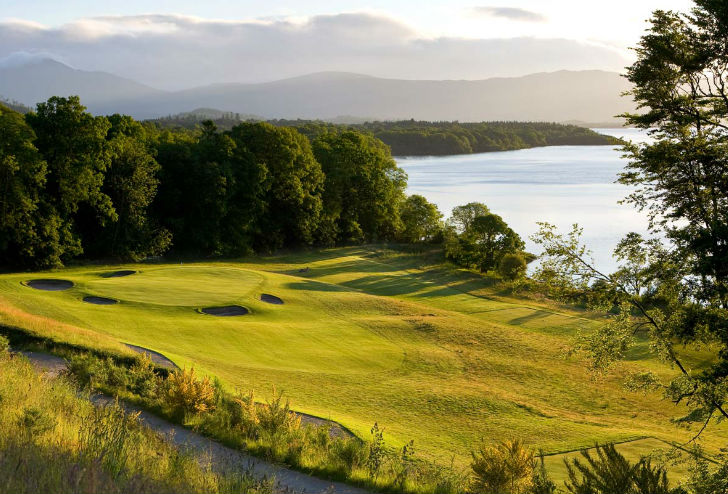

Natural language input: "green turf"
[1,246,725,484]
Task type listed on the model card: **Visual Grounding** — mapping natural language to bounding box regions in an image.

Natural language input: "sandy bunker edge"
[26,279,74,291]
[200,305,249,316]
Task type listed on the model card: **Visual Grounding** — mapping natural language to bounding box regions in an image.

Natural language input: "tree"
[228,123,324,251]
[153,122,237,255]
[0,104,63,267]
[467,213,525,272]
[398,194,442,243]
[449,202,490,233]
[531,0,728,441]
[86,114,170,260]
[499,253,528,281]
[25,96,113,261]
[313,131,406,244]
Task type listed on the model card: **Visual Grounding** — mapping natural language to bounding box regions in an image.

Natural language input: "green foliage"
[25,96,114,262]
[499,253,528,281]
[229,122,324,251]
[92,114,171,260]
[17,406,56,439]
[0,334,8,354]
[470,439,536,494]
[313,130,406,244]
[449,202,490,233]
[399,194,443,243]
[531,453,557,494]
[0,104,61,268]
[165,367,217,417]
[564,444,670,494]
[445,209,526,273]
[367,422,387,480]
[682,446,728,494]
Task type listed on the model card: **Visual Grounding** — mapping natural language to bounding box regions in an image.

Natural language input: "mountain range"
[0,58,633,123]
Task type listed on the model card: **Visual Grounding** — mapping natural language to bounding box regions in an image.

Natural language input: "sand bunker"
[201,305,249,316]
[26,279,74,291]
[125,344,178,369]
[83,296,118,305]
[103,270,136,278]
[260,293,284,305]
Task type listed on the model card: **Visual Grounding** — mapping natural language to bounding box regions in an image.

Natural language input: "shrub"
[17,406,56,439]
[66,353,104,387]
[233,390,261,438]
[128,353,159,397]
[367,422,387,481]
[531,452,557,494]
[499,253,528,281]
[393,440,417,490]
[0,334,9,354]
[471,439,535,494]
[165,367,216,417]
[328,437,367,477]
[257,387,300,437]
[564,443,671,494]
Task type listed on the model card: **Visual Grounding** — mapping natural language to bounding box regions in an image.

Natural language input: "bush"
[499,253,528,281]
[471,439,535,494]
[0,334,9,354]
[564,443,671,494]
[17,406,56,439]
[257,387,301,437]
[128,353,159,397]
[165,367,216,417]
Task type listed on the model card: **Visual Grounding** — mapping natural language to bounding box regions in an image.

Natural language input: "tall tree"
[467,214,525,272]
[533,0,728,437]
[228,123,324,251]
[399,194,442,243]
[88,115,171,260]
[0,104,62,267]
[448,202,490,233]
[25,96,113,260]
[313,131,406,244]
[153,123,232,255]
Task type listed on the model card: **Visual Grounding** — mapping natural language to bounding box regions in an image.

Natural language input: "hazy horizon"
[0,1,693,90]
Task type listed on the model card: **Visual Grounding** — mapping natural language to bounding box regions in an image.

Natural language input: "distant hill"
[0,59,633,123]
[0,58,163,111]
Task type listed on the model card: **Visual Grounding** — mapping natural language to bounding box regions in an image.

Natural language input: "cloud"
[0,13,625,90]
[472,7,547,23]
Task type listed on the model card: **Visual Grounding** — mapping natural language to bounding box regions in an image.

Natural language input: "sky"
[0,0,695,90]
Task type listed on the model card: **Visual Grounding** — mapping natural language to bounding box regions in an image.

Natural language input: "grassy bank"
[0,348,272,494]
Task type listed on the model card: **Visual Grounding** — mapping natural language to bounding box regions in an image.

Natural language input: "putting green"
[85,266,264,306]
[1,247,726,484]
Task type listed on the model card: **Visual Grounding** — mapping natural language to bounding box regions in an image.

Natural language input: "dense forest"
[1,96,536,273]
[151,114,618,156]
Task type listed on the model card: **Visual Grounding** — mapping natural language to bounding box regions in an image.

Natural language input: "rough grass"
[0,246,726,484]
[0,352,272,494]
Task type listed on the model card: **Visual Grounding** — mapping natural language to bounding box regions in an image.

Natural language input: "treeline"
[0,97,416,268]
[150,115,618,156]
[2,96,541,271]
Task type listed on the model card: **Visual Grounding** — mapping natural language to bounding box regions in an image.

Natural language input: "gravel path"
[19,350,371,494]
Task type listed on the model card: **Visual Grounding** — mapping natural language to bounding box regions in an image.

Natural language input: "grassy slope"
[0,247,724,483]
[0,353,268,494]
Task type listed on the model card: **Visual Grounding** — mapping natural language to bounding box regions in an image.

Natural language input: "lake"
[396,128,651,273]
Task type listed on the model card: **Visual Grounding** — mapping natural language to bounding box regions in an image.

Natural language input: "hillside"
[0,59,633,123]
[1,247,723,485]
[0,58,164,110]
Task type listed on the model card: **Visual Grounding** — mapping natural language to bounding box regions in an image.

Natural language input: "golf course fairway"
[1,247,724,482]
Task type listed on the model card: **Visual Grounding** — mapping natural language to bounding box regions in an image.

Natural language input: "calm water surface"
[396,128,652,272]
